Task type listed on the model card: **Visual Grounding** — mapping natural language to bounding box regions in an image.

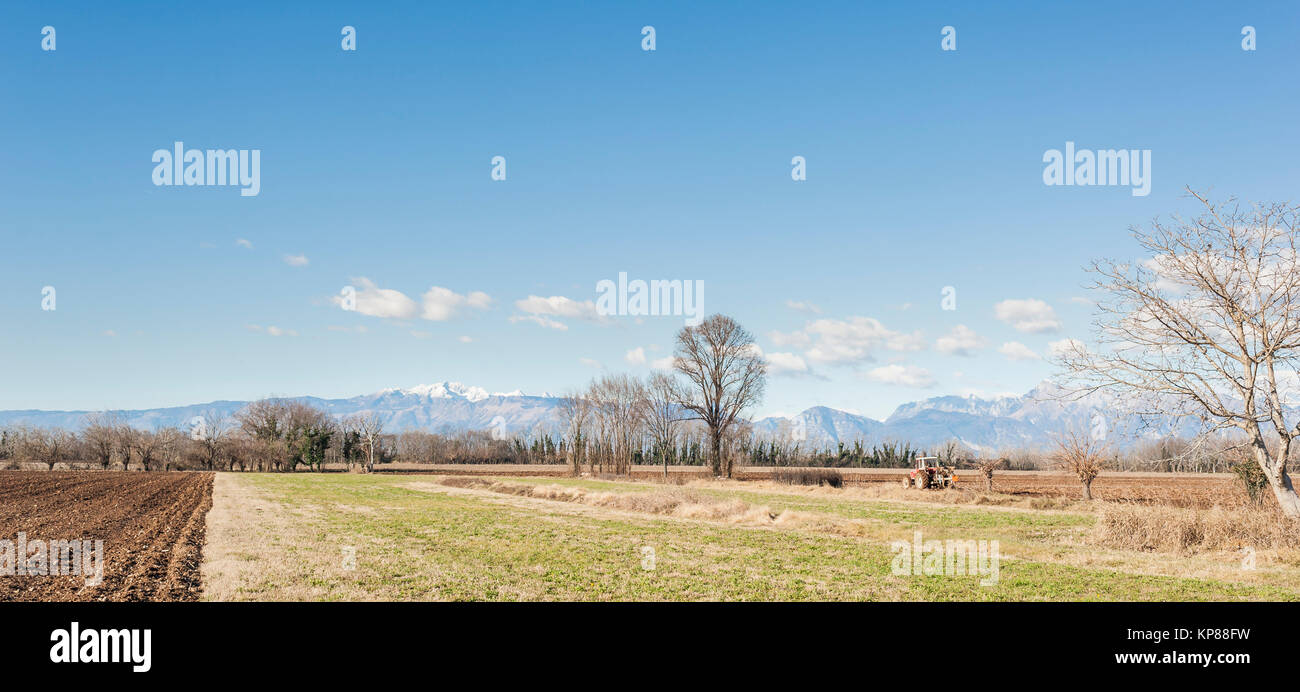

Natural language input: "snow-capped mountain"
[0,382,559,437]
[0,380,1219,450]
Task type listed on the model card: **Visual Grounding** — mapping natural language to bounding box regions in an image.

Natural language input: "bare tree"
[936,439,964,467]
[975,457,1005,492]
[557,389,593,476]
[83,413,121,470]
[641,373,688,480]
[1053,429,1109,500]
[113,424,136,470]
[586,375,645,476]
[156,428,185,470]
[132,430,163,472]
[356,414,384,473]
[672,314,767,477]
[34,428,73,471]
[193,410,230,470]
[1058,191,1300,516]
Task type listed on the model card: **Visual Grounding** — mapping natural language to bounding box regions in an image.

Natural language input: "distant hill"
[0,380,1208,451]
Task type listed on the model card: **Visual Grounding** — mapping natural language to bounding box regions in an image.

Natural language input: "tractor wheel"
[914,475,927,490]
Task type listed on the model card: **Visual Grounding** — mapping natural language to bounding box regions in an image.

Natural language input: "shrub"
[1230,460,1270,505]
[772,468,843,488]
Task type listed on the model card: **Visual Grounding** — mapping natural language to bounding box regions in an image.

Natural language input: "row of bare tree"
[0,404,387,473]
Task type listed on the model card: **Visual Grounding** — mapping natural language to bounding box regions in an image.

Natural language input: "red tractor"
[905,456,956,490]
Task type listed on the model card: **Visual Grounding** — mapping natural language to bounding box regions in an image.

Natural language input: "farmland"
[0,471,212,601]
[199,471,1299,601]
[2,467,1294,602]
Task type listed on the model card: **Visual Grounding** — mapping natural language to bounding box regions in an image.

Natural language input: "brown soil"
[0,471,214,602]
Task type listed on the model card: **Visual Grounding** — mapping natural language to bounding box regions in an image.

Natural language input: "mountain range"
[0,380,1204,451]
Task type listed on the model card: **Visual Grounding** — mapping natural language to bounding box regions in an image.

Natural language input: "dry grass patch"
[1093,502,1300,556]
[438,476,805,526]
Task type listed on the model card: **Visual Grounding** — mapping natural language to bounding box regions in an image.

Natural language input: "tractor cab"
[915,456,940,470]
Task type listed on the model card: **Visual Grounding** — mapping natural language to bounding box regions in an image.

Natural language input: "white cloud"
[864,364,936,388]
[327,325,368,334]
[328,280,490,322]
[998,341,1041,361]
[784,300,822,314]
[284,254,309,267]
[766,352,810,377]
[625,346,647,365]
[650,356,676,371]
[236,238,253,249]
[103,330,116,337]
[777,317,923,365]
[579,357,604,369]
[994,299,1062,333]
[512,295,603,329]
[332,278,419,319]
[458,335,473,343]
[935,325,985,356]
[509,314,568,331]
[769,330,812,349]
[1047,338,1086,359]
[421,286,492,321]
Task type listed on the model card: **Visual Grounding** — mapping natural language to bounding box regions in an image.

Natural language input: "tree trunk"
[1254,438,1300,518]
[1082,478,1093,501]
[1265,467,1300,518]
[983,474,992,492]
[710,430,722,477]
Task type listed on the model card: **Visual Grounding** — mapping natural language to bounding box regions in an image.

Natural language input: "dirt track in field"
[0,471,214,602]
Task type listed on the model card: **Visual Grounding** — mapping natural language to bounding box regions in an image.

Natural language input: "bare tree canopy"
[641,372,689,480]
[1053,428,1109,501]
[672,314,767,477]
[353,413,384,473]
[556,389,593,476]
[1058,190,1300,516]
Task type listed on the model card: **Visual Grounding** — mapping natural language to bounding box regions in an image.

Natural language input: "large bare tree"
[1058,190,1300,516]
[672,314,767,477]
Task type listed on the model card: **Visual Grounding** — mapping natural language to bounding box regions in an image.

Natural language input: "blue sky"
[3,1,1299,419]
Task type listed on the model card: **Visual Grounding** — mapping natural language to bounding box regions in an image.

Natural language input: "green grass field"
[200,473,1300,601]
